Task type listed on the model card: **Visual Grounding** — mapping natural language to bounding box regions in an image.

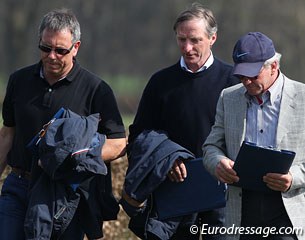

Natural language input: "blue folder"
[153,158,226,220]
[233,141,295,192]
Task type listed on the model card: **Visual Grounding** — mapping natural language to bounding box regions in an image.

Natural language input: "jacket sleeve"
[202,90,228,177]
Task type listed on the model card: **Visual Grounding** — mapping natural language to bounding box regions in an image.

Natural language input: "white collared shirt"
[180,51,214,73]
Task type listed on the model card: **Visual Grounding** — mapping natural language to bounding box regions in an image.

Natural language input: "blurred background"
[1,0,305,239]
[1,0,305,118]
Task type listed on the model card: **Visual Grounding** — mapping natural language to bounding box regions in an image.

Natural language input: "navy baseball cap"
[232,32,275,77]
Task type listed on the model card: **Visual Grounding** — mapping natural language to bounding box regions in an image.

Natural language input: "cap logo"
[236,52,250,58]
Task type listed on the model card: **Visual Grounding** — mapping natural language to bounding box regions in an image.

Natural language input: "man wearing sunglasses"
[0,8,126,240]
[203,32,305,239]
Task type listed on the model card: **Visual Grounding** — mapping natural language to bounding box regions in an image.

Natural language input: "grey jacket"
[203,73,305,240]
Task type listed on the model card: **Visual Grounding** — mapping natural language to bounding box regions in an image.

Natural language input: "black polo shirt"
[2,59,125,171]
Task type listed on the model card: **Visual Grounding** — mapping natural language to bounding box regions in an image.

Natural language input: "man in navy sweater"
[128,3,239,240]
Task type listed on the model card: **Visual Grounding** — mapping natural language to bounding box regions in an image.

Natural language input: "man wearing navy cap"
[203,32,305,239]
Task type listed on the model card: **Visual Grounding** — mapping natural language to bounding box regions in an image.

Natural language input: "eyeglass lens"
[239,75,258,81]
[38,44,73,55]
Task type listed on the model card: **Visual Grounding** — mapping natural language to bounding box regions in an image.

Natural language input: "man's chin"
[45,65,61,73]
[247,89,262,96]
[184,58,199,65]
[185,61,200,69]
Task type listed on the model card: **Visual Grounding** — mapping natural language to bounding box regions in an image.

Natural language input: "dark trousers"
[0,173,29,240]
[240,190,297,240]
[0,172,84,240]
[170,208,225,240]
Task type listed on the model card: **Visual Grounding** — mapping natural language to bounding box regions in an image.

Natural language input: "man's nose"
[47,50,58,59]
[182,41,193,52]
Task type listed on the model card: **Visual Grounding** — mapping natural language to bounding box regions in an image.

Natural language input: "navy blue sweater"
[129,59,239,157]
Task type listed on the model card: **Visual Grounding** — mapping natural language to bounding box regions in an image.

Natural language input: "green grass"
[123,114,134,130]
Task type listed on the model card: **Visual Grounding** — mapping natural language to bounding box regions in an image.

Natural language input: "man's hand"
[263,172,292,192]
[215,158,239,184]
[0,126,15,178]
[167,158,187,182]
[102,137,126,163]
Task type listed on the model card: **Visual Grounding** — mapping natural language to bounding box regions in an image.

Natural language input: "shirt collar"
[180,51,214,73]
[267,71,284,105]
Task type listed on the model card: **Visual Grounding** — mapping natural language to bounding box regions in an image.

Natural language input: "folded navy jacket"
[38,110,107,180]
[24,109,118,240]
[120,130,195,239]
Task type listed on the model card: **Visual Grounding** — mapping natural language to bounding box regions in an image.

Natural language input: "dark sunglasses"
[238,75,258,82]
[38,43,74,55]
[238,67,265,82]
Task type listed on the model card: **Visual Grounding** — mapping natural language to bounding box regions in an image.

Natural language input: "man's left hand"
[263,172,292,192]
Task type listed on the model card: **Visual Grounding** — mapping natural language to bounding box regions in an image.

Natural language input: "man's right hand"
[215,158,239,184]
[0,126,15,178]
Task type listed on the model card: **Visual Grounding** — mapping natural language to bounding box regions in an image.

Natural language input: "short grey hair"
[38,8,81,43]
[264,52,282,68]
[173,2,217,38]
